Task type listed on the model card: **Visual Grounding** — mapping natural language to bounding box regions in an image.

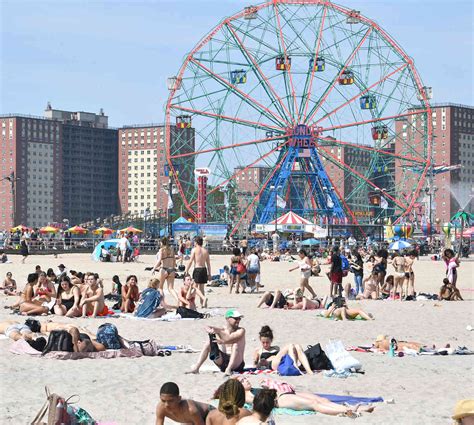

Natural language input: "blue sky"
[1,0,472,127]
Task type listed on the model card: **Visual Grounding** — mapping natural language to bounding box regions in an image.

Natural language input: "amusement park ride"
[165,0,436,236]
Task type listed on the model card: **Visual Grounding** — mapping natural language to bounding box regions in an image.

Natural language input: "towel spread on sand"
[316,394,384,404]
[233,368,278,375]
[9,339,143,359]
[118,312,197,321]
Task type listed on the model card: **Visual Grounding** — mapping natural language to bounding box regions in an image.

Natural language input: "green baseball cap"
[225,309,244,319]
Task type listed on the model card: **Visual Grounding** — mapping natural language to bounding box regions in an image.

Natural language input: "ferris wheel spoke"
[189,140,288,209]
[319,136,425,164]
[300,5,328,122]
[273,2,299,119]
[225,21,295,125]
[189,57,289,127]
[304,26,373,125]
[230,150,291,236]
[320,108,428,133]
[169,134,286,160]
[170,104,284,133]
[318,146,409,211]
[315,62,408,126]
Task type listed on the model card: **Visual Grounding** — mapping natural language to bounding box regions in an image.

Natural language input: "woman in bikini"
[121,275,140,313]
[8,273,47,315]
[252,325,313,374]
[232,377,374,418]
[229,248,242,294]
[289,250,317,298]
[153,237,178,302]
[3,272,18,295]
[54,276,81,317]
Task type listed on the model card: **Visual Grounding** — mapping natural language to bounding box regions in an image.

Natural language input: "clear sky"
[1,0,472,127]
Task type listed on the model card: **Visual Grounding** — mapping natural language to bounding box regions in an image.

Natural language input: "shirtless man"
[391,253,406,300]
[80,273,106,318]
[185,236,211,306]
[156,382,214,425]
[186,309,246,376]
[374,335,423,352]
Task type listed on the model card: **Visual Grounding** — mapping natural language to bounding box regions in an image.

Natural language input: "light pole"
[220,185,230,223]
[1,171,20,227]
[143,207,150,236]
[270,185,282,234]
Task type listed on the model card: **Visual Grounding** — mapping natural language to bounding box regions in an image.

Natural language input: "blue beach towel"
[317,394,384,404]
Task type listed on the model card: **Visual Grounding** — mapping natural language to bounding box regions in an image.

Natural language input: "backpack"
[96,323,121,349]
[277,354,302,376]
[304,343,333,371]
[340,255,350,276]
[134,288,162,318]
[42,330,74,355]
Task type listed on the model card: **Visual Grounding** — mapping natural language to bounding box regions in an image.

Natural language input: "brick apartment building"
[0,105,118,229]
[118,125,195,216]
[395,103,474,223]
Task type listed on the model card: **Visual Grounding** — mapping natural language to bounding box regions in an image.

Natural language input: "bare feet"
[185,367,199,374]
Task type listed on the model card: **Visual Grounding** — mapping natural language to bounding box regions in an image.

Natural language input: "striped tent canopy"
[269,211,313,225]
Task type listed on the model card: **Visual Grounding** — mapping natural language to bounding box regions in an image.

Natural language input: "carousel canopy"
[268,211,312,225]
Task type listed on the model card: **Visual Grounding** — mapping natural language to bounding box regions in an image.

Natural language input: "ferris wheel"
[165,0,432,235]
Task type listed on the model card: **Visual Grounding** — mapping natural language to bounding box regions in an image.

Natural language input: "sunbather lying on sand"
[257,289,324,310]
[322,298,374,321]
[0,319,94,341]
[373,335,424,352]
[156,382,214,425]
[223,377,375,418]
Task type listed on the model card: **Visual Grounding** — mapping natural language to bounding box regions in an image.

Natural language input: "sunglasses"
[232,317,242,321]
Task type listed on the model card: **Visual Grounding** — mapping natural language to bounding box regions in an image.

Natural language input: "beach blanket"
[118,312,197,321]
[233,368,278,375]
[10,339,143,359]
[317,394,384,404]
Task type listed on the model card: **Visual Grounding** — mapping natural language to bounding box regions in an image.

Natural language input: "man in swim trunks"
[155,381,214,425]
[80,273,106,318]
[186,309,246,376]
[185,236,211,307]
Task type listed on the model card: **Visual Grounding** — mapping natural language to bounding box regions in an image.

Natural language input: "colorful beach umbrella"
[388,240,412,250]
[39,226,59,234]
[93,227,114,235]
[66,225,88,234]
[119,226,142,234]
[10,225,29,232]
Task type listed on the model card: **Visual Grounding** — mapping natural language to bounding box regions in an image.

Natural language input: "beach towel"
[233,368,278,375]
[10,339,143,359]
[317,394,384,404]
[118,312,198,321]
[210,401,315,417]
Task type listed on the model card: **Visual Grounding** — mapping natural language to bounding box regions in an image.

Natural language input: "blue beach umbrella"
[389,240,412,250]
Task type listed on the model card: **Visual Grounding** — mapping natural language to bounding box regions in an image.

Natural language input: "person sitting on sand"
[80,273,106,317]
[155,381,215,425]
[2,272,17,295]
[134,278,169,318]
[231,376,374,418]
[105,275,122,303]
[356,271,379,300]
[9,273,52,316]
[186,309,246,376]
[121,275,140,313]
[178,274,207,310]
[208,379,252,424]
[439,278,463,301]
[380,275,394,299]
[323,298,374,321]
[53,276,82,317]
[236,388,276,425]
[252,325,313,374]
[257,289,323,311]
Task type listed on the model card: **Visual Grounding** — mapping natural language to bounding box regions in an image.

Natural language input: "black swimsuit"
[193,267,208,284]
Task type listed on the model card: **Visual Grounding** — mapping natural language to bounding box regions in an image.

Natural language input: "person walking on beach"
[20,236,29,264]
[155,382,214,425]
[328,246,343,297]
[289,249,317,298]
[186,309,246,376]
[185,236,211,306]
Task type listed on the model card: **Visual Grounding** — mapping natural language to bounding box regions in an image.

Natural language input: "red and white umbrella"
[269,211,312,225]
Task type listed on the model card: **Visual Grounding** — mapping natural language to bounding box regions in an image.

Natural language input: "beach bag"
[134,288,162,318]
[304,344,333,371]
[277,354,302,376]
[96,323,121,349]
[178,264,185,272]
[128,339,159,356]
[177,306,205,319]
[42,330,74,355]
[324,340,361,372]
[236,262,246,274]
[340,255,350,277]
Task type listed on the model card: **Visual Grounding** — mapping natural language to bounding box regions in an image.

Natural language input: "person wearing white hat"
[186,309,246,376]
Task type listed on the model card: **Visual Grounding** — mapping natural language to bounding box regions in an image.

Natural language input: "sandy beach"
[0,252,473,424]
